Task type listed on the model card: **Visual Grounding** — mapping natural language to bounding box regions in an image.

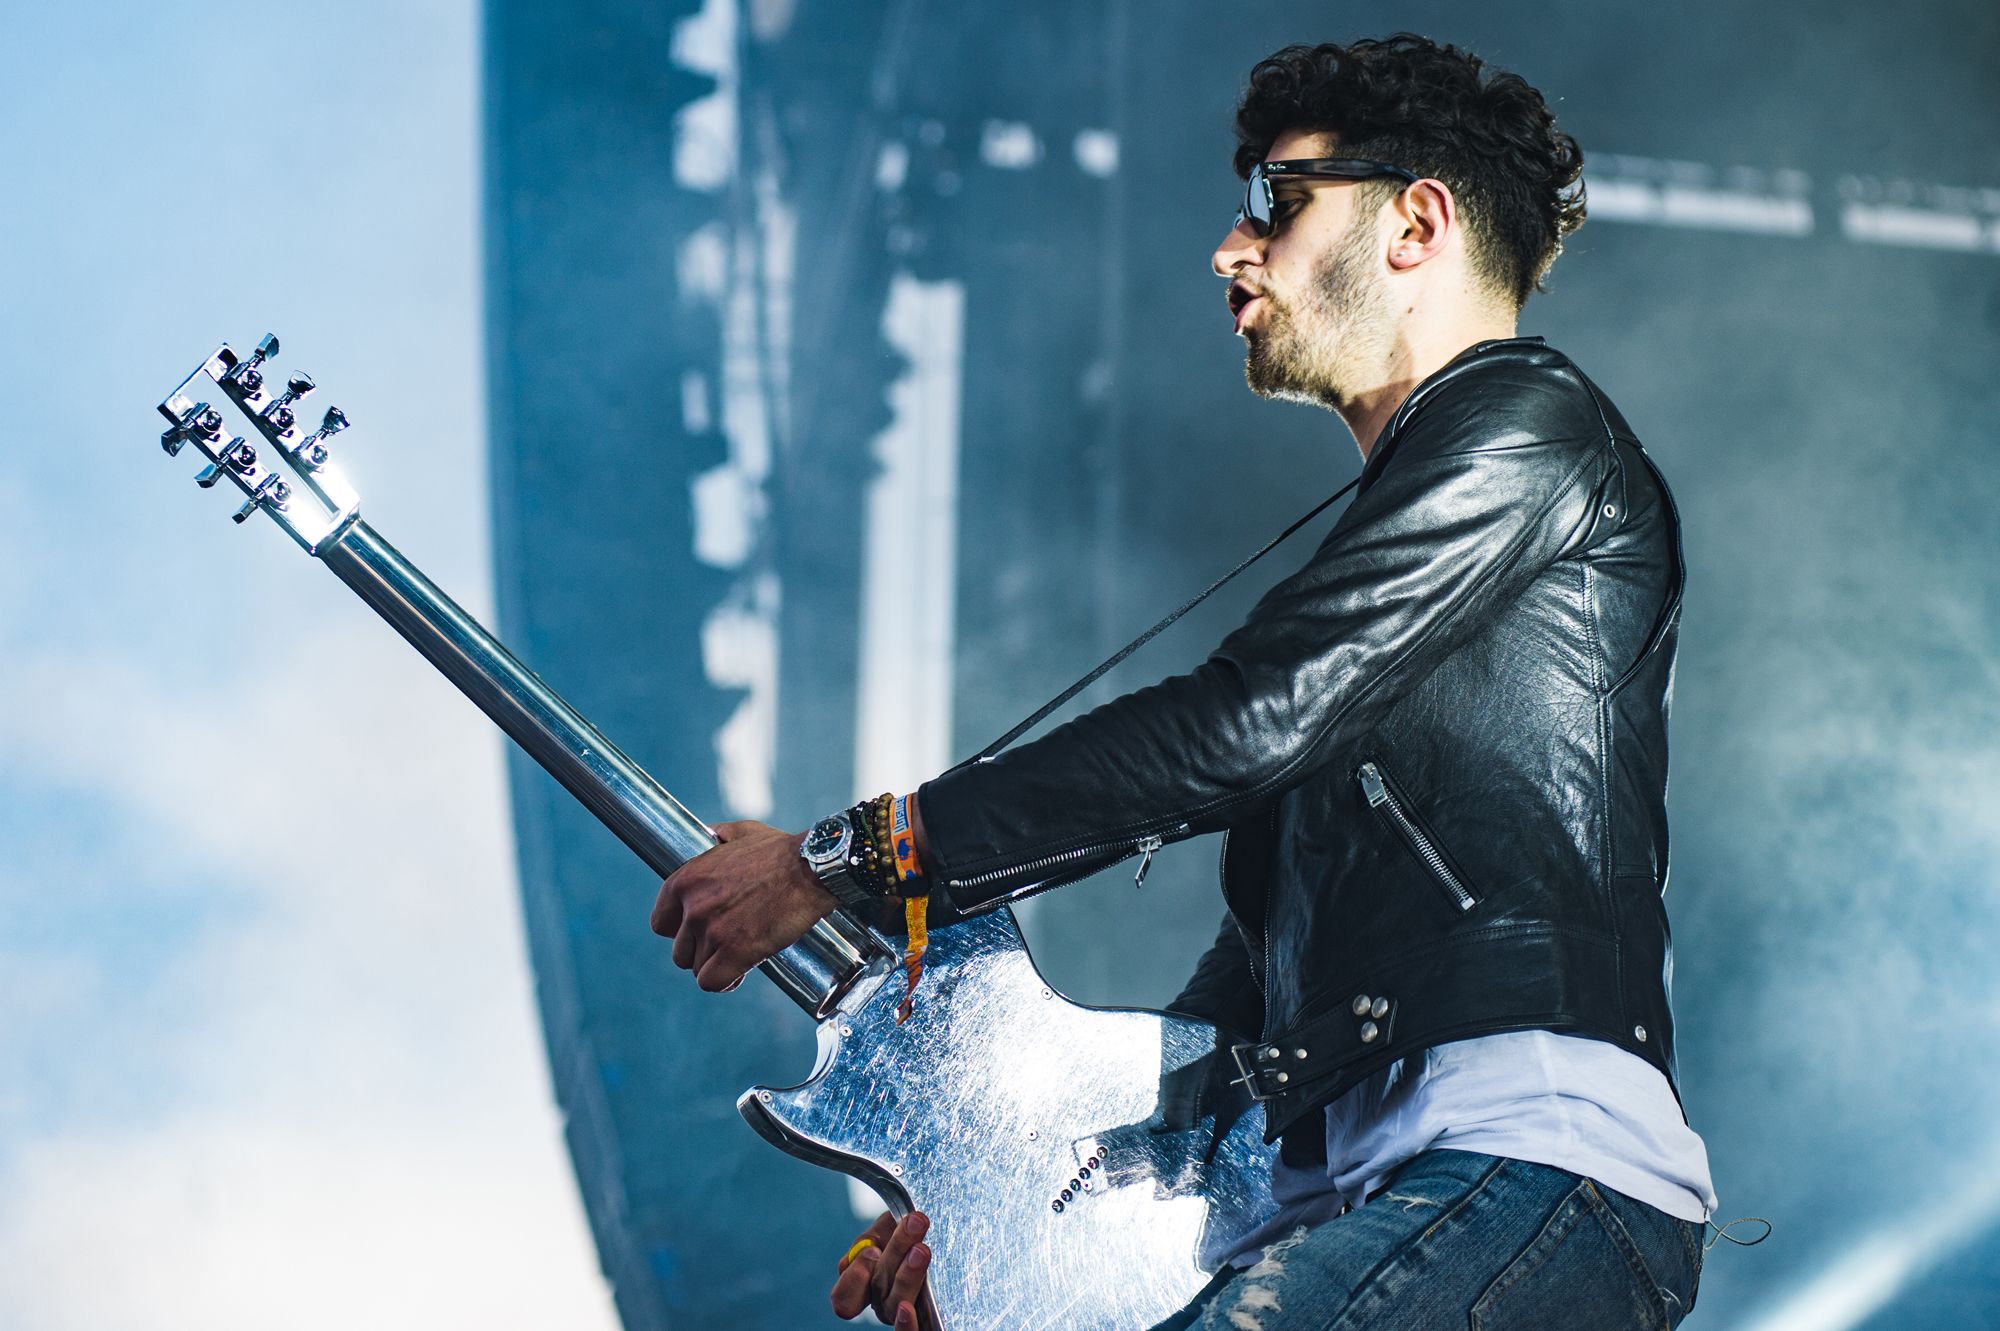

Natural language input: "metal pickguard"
[740,910,1277,1331]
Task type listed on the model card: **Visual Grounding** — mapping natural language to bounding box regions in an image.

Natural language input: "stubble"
[1243,206,1394,409]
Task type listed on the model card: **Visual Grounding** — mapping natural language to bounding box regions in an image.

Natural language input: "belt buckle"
[1227,1040,1281,1102]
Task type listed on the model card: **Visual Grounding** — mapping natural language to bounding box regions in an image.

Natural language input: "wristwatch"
[801,810,888,909]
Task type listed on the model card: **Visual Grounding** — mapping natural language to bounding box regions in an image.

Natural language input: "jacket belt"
[1229,991,1399,1129]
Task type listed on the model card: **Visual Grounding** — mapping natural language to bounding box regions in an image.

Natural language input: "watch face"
[803,815,852,864]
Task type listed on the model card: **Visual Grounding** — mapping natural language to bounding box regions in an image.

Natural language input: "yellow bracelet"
[844,1238,877,1265]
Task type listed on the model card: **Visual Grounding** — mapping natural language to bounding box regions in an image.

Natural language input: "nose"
[1213,218,1264,277]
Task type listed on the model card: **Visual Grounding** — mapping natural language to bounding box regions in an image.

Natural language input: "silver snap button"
[1360,1021,1379,1043]
[1265,1046,1281,1060]
[1634,1025,1648,1042]
[1371,997,1389,1019]
[1276,1071,1289,1084]
[1294,1048,1308,1059]
[1351,995,1372,1016]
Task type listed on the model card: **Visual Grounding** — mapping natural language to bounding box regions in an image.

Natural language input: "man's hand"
[832,1211,932,1328]
[650,821,839,991]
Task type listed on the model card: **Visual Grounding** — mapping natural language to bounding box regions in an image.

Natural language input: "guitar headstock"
[156,335,361,553]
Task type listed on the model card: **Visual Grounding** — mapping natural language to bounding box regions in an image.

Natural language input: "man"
[653,34,1715,1331]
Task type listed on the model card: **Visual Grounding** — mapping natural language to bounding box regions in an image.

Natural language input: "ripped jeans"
[1151,1151,1704,1331]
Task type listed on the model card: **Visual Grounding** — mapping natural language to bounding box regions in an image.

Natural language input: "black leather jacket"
[919,338,1686,1141]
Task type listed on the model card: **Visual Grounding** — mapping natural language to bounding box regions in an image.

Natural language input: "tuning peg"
[195,439,258,489]
[232,476,291,524]
[229,336,281,393]
[260,371,316,434]
[296,405,348,471]
[160,402,224,456]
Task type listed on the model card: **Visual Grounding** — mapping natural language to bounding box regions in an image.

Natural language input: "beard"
[1242,211,1393,408]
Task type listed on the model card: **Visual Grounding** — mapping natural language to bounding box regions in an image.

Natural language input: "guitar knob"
[236,365,264,392]
[268,405,296,431]
[253,333,279,363]
[319,405,348,435]
[227,441,257,471]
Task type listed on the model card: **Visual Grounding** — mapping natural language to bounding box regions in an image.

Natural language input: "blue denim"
[1151,1151,1704,1331]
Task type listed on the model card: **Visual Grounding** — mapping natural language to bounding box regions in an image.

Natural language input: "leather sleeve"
[1164,913,1263,1042]
[921,346,1622,909]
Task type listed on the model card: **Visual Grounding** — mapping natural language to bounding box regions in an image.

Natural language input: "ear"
[1386,179,1457,271]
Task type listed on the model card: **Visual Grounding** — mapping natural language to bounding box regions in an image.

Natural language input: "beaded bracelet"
[846,792,902,895]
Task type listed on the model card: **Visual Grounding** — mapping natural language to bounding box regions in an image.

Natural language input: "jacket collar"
[1355,336,1548,494]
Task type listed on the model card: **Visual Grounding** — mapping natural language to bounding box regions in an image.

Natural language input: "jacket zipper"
[947,833,1161,894]
[1358,762,1476,913]
[1133,835,1164,888]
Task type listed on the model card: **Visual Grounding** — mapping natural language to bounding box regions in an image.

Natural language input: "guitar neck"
[323,520,711,876]
[318,519,892,1018]
[155,338,887,1019]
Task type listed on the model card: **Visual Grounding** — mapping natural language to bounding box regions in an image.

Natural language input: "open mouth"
[1228,280,1264,331]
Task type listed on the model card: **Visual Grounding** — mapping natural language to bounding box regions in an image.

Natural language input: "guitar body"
[741,910,1276,1331]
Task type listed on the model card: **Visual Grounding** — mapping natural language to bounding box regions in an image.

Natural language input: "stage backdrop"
[483,1,2000,1326]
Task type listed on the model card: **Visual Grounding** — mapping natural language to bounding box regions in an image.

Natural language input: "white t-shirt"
[1220,1030,1717,1267]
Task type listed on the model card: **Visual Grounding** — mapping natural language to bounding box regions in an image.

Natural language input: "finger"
[837,1212,895,1272]
[688,920,724,981]
[871,1213,928,1304]
[831,1248,880,1319]
[670,914,700,971]
[894,1300,918,1331]
[695,953,748,993]
[857,1210,896,1257]
[649,880,684,937]
[882,1242,930,1322]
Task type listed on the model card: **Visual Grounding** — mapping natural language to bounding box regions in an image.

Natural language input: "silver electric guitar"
[154,337,1277,1330]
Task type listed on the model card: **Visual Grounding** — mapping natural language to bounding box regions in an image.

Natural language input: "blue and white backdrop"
[4,1,1999,1329]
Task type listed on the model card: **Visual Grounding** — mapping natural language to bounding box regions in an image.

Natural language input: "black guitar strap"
[958,473,1364,770]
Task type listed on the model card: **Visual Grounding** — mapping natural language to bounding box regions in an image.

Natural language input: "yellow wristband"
[892,793,925,884]
[844,1238,877,1265]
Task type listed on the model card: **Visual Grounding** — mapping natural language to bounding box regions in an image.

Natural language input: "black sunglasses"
[1236,158,1421,236]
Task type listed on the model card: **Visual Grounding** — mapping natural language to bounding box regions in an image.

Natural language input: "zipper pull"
[1358,762,1390,807]
[1133,834,1165,888]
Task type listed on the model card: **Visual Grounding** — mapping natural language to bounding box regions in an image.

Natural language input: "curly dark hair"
[1233,35,1585,308]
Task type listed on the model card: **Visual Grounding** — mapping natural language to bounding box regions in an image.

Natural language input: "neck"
[1338,307,1519,460]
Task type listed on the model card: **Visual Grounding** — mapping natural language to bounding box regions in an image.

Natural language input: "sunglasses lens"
[1240,170,1271,235]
